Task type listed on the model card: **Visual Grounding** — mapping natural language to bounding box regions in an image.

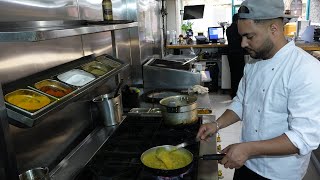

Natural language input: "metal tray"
[5,89,58,126]
[30,79,75,99]
[95,55,122,68]
[81,61,114,76]
[5,55,128,127]
[57,69,96,87]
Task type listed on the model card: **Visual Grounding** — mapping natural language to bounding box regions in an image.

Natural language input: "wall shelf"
[0,20,138,42]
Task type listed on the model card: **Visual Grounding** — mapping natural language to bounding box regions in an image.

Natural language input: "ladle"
[113,79,124,98]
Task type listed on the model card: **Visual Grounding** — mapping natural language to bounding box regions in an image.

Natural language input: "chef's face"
[237,19,274,59]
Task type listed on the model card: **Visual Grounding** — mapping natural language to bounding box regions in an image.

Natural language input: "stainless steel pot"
[19,167,50,180]
[159,95,198,126]
[92,93,123,126]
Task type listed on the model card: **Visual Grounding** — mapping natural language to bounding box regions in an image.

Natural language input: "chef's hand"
[196,123,218,141]
[219,143,250,169]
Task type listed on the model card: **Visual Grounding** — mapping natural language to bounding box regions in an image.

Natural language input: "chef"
[197,0,320,179]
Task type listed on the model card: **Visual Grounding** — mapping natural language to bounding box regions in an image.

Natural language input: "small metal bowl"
[19,167,50,180]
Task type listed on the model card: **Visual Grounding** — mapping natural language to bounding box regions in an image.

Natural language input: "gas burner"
[156,176,182,180]
[156,168,191,180]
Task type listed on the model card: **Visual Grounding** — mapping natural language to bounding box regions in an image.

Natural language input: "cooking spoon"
[156,138,200,158]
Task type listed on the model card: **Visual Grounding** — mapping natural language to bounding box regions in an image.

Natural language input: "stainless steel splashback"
[0,36,83,84]
[0,0,79,22]
[137,0,161,62]
[78,0,103,20]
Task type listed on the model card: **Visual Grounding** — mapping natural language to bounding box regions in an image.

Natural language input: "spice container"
[34,79,74,98]
[5,89,53,112]
[81,61,113,76]
[57,69,95,87]
[197,108,212,114]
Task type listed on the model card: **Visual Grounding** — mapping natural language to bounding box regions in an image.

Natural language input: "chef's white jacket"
[229,41,320,180]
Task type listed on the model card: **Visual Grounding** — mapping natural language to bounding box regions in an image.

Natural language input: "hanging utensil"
[113,79,124,98]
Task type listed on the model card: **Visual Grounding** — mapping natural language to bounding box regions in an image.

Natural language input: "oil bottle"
[102,0,113,21]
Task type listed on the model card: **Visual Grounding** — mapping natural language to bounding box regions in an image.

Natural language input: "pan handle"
[199,154,225,160]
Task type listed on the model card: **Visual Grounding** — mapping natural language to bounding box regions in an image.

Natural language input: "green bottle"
[102,0,113,21]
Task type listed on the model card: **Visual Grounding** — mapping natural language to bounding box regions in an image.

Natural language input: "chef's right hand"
[196,123,218,141]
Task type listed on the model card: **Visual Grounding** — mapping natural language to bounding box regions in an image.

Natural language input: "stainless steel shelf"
[0,20,138,42]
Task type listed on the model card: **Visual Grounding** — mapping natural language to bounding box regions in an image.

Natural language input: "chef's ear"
[270,24,277,33]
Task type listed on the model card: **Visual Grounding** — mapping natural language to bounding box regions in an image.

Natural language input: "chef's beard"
[246,37,274,60]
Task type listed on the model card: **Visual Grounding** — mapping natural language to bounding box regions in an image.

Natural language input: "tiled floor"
[208,92,320,180]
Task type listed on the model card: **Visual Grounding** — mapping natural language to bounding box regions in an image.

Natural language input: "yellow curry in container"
[5,89,52,111]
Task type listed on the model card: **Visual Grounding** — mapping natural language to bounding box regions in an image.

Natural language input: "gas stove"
[74,116,201,180]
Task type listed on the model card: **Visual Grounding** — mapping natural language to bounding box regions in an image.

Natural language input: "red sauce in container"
[39,86,72,98]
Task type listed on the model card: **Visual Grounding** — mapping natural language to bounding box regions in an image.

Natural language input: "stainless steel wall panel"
[137,0,161,62]
[0,0,79,22]
[114,29,132,82]
[78,0,102,20]
[129,27,142,84]
[0,36,83,84]
[112,0,128,20]
[82,31,113,57]
[10,101,92,172]
[126,0,138,21]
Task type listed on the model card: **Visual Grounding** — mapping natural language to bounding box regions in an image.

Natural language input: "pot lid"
[159,95,197,107]
[141,89,187,103]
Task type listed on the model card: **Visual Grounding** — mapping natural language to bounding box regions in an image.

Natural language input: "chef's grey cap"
[238,0,297,20]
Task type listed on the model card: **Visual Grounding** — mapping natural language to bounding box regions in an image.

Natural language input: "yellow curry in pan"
[142,147,193,170]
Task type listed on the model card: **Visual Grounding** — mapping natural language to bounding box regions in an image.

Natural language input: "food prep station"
[3,54,126,127]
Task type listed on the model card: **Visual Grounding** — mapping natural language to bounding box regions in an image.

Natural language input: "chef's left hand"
[219,143,251,169]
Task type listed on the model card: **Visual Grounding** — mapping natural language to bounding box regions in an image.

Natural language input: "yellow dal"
[7,94,51,111]
[142,148,192,170]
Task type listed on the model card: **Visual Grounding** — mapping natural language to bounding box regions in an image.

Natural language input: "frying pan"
[140,145,225,177]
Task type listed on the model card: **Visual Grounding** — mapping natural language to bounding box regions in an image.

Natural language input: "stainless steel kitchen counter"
[196,93,219,180]
[49,125,118,180]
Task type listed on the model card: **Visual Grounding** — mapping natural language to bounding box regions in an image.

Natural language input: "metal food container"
[33,79,74,98]
[95,56,121,68]
[159,95,198,126]
[197,108,213,115]
[81,61,113,76]
[57,69,95,87]
[5,89,54,112]
[19,167,50,180]
[92,93,123,127]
